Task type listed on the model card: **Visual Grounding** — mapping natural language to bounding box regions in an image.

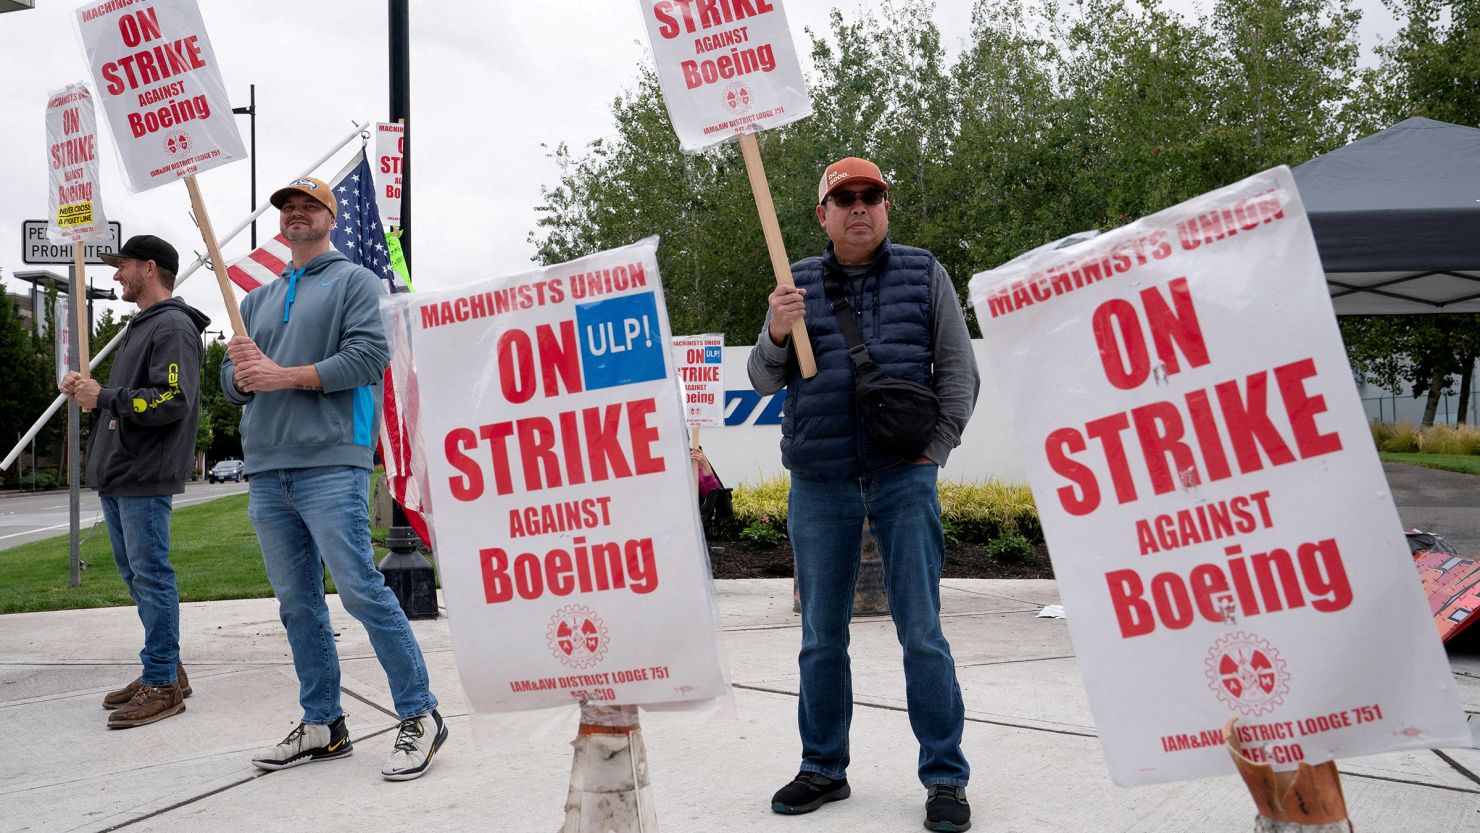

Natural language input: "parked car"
[208,459,245,483]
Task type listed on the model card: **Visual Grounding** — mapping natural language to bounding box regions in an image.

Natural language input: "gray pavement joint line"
[1340,767,1480,795]
[96,723,407,833]
[956,654,1077,669]
[341,684,401,720]
[730,682,1100,739]
[1431,749,1480,788]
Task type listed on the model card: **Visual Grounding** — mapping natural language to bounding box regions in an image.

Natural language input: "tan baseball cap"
[817,157,889,204]
[270,177,337,216]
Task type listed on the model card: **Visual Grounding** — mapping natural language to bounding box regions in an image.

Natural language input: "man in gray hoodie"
[60,234,209,730]
[222,176,446,781]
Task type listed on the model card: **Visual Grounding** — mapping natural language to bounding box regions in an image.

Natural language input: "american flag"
[226,150,404,292]
[226,148,428,544]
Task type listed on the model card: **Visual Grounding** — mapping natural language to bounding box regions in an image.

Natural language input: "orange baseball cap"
[270,177,338,216]
[817,157,889,204]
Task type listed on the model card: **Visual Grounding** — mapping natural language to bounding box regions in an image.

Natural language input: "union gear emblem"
[163,130,192,157]
[721,81,753,115]
[1205,631,1289,716]
[547,605,609,669]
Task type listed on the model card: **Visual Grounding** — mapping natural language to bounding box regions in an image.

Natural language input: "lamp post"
[376,0,438,620]
[231,85,258,248]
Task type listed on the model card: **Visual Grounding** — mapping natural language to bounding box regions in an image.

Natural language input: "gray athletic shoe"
[381,709,448,781]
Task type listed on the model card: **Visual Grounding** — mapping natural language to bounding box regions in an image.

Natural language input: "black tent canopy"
[1291,117,1480,314]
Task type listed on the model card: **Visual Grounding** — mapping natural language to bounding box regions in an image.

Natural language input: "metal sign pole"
[67,263,82,588]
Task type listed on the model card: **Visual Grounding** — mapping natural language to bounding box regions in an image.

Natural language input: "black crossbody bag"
[824,279,940,459]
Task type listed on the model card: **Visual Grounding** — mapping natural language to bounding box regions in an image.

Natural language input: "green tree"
[1340,314,1480,425]
[199,339,241,462]
[1365,0,1480,128]
[0,290,53,487]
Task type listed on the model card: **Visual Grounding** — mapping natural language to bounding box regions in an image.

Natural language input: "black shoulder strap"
[823,276,880,374]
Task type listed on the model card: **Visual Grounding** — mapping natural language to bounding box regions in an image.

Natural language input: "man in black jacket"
[60,235,210,729]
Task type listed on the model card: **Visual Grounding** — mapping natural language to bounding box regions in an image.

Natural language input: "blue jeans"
[248,466,437,723]
[101,495,180,687]
[788,463,969,788]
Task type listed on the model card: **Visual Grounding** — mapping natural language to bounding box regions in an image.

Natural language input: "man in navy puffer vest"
[749,157,980,832]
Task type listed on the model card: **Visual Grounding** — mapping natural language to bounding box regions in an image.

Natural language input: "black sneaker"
[925,784,971,831]
[771,771,850,814]
[251,715,354,771]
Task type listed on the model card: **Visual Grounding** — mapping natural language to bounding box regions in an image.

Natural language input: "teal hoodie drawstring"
[282,266,306,323]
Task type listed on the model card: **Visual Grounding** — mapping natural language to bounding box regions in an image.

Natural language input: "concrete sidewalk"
[2,579,1477,833]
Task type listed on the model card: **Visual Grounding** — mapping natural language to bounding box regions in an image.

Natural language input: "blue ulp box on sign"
[577,292,667,390]
[703,345,722,363]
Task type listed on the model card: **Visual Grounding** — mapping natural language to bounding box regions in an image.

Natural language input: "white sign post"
[635,0,817,377]
[967,166,1469,788]
[77,0,248,334]
[374,122,404,227]
[387,238,728,713]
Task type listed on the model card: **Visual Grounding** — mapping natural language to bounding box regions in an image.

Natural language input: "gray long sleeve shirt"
[748,258,981,466]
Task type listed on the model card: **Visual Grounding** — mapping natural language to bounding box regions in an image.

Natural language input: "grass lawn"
[1380,452,1480,476]
[0,494,405,615]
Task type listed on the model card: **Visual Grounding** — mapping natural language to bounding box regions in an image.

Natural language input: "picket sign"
[967,165,1469,789]
[77,0,248,334]
[46,81,111,376]
[635,0,817,377]
[383,237,729,714]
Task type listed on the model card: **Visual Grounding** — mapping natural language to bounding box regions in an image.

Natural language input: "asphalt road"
[0,479,249,550]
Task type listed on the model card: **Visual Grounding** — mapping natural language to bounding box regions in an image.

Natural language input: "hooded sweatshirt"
[86,297,210,496]
[221,250,388,474]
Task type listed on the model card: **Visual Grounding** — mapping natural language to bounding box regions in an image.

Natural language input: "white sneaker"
[381,709,448,781]
[251,715,353,771]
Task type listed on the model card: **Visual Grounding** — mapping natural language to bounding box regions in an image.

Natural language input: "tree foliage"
[0,291,53,485]
[530,0,1367,342]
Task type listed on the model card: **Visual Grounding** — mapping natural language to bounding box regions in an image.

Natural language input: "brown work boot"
[108,683,186,729]
[103,664,191,710]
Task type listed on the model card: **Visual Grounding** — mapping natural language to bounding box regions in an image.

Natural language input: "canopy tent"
[1292,117,1480,314]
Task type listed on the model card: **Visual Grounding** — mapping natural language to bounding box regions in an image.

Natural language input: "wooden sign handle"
[738,132,817,379]
[690,426,702,482]
[72,242,91,381]
[184,175,247,336]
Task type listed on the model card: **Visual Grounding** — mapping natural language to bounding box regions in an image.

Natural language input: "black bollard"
[377,503,440,619]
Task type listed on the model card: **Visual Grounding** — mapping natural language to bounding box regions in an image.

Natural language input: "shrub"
[732,475,790,540]
[1377,421,1420,453]
[1370,421,1480,455]
[938,479,1041,544]
[739,520,785,546]
[987,531,1035,562]
[722,475,1044,547]
[19,472,58,490]
[1417,424,1480,455]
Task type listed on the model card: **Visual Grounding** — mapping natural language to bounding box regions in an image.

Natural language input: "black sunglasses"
[825,188,887,207]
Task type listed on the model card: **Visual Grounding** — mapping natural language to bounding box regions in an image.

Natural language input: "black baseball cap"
[100,235,180,275]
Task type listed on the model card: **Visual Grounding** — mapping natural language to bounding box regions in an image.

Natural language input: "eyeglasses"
[825,188,887,207]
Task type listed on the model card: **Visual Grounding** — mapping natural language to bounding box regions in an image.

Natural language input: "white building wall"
[701,341,1027,487]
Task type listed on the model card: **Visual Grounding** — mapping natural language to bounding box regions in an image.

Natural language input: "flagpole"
[1,122,370,472]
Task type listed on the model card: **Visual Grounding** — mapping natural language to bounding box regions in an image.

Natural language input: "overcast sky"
[0,0,1395,336]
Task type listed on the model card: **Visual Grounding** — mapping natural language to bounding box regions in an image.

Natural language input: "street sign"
[22,219,121,264]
